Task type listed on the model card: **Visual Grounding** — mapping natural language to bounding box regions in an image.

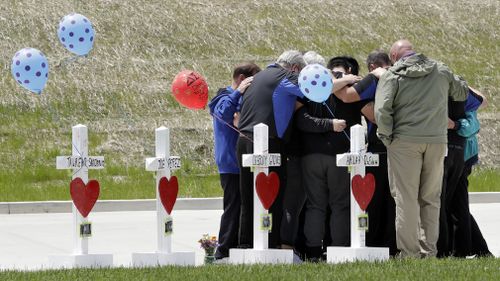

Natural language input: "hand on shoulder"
[237,77,254,94]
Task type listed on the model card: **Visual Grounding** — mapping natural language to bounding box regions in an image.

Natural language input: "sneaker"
[476,251,494,258]
[306,257,322,263]
[467,252,494,259]
[293,251,303,264]
[214,249,227,260]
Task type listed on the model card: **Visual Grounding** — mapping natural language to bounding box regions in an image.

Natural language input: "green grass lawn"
[0,162,221,202]
[469,168,500,192]
[1,259,499,281]
[0,165,497,202]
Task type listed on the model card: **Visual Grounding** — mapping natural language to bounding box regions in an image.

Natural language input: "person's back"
[374,39,468,258]
[238,65,290,137]
[382,55,455,143]
[238,64,298,138]
[208,62,261,260]
[236,50,305,249]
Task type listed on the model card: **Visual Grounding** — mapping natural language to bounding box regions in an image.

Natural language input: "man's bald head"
[389,39,414,63]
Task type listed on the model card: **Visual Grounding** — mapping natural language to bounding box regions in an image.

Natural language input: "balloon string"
[71,142,84,177]
[322,102,351,142]
[209,112,254,143]
[74,0,81,11]
[56,55,85,68]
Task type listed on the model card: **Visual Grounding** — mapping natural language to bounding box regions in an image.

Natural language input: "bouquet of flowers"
[198,234,218,256]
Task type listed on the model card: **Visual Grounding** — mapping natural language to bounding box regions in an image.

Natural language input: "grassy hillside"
[0,0,499,201]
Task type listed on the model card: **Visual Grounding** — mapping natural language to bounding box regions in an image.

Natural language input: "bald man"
[374,40,468,258]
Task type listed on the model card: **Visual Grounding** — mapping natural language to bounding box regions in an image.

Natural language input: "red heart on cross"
[70,177,100,218]
[351,173,376,211]
[159,176,179,214]
[255,172,280,210]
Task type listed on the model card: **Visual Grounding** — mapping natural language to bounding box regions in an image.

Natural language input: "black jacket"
[296,95,367,156]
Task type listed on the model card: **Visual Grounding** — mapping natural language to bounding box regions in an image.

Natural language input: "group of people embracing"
[208,39,492,262]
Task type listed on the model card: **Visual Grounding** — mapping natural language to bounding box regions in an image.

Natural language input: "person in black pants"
[362,52,397,256]
[459,162,492,257]
[437,97,467,257]
[443,89,492,257]
[237,136,285,248]
[279,120,305,250]
[237,50,306,248]
[208,63,261,259]
[326,51,397,256]
[280,51,329,260]
[297,56,369,260]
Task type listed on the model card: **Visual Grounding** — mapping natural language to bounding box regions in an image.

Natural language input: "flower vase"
[204,249,215,264]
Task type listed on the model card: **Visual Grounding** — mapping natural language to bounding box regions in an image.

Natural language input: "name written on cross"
[337,153,379,167]
[57,156,105,169]
[243,154,281,167]
[156,157,181,170]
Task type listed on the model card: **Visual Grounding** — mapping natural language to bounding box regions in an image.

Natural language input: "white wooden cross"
[132,126,194,267]
[241,123,281,250]
[145,126,181,254]
[56,124,105,255]
[336,124,379,248]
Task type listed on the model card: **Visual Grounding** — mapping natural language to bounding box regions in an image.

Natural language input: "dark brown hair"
[366,50,391,69]
[232,63,261,79]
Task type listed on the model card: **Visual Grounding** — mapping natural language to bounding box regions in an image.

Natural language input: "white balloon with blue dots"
[298,64,334,103]
[11,48,49,94]
[57,13,95,56]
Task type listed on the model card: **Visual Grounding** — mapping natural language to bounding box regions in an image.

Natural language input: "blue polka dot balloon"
[298,64,334,103]
[11,48,49,94]
[57,13,95,56]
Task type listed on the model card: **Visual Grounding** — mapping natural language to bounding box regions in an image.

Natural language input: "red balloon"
[171,70,208,110]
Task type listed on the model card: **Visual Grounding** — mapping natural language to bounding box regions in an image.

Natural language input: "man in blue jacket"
[208,63,261,260]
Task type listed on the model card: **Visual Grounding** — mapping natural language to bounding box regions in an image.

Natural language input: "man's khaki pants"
[387,139,446,258]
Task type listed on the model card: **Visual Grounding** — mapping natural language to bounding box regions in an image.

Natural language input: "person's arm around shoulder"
[469,86,488,109]
[275,75,305,102]
[361,102,375,124]
[332,74,361,96]
[457,111,480,138]
[440,64,468,102]
[295,106,346,133]
[333,87,360,103]
[374,71,397,146]
[333,71,382,104]
[211,77,253,122]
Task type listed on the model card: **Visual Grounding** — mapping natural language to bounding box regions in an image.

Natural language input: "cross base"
[132,251,195,267]
[326,246,389,263]
[229,249,293,264]
[48,253,113,269]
